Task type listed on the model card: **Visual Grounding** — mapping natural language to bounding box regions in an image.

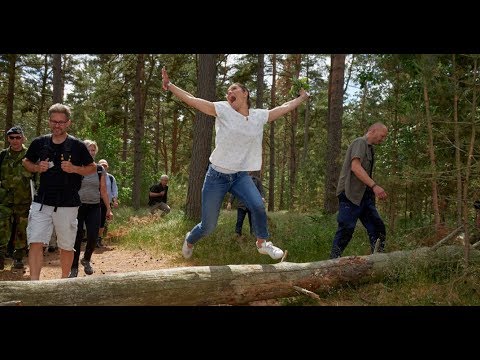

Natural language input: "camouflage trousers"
[0,204,29,260]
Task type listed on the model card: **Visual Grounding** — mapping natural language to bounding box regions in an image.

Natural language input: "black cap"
[6,126,23,136]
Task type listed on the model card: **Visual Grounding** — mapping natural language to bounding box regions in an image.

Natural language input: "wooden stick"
[293,285,322,302]
[0,300,22,306]
[431,226,464,250]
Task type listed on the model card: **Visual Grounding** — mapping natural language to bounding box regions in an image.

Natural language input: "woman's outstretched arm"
[268,88,310,123]
[162,66,216,117]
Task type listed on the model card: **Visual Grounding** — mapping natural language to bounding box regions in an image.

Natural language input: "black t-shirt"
[148,183,168,205]
[25,135,94,207]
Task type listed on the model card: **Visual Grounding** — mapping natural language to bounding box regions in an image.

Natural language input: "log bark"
[0,246,477,306]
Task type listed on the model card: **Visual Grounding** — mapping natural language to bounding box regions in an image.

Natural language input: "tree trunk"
[452,54,462,227]
[5,54,16,141]
[162,107,170,174]
[256,53,264,180]
[154,94,161,174]
[121,84,129,190]
[289,108,298,209]
[324,54,345,214]
[36,54,49,137]
[170,106,184,175]
[185,54,217,220]
[461,57,478,263]
[52,54,64,103]
[256,54,264,108]
[302,56,311,166]
[160,106,170,175]
[132,54,146,210]
[360,83,369,133]
[268,54,277,212]
[0,246,474,306]
[279,123,287,210]
[288,54,302,210]
[388,59,400,233]
[422,64,441,233]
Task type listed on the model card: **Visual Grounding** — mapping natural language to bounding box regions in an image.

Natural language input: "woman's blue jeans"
[187,165,268,245]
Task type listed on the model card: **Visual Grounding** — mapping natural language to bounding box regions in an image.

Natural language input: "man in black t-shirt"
[23,103,96,280]
[148,174,171,216]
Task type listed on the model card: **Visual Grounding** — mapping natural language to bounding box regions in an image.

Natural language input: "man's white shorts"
[27,202,79,251]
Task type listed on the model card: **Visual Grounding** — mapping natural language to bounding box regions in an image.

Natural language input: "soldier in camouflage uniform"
[0,126,33,270]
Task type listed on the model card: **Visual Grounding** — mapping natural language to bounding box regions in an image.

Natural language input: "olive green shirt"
[336,135,374,206]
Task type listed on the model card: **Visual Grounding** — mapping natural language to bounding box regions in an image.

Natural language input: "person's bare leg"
[60,249,74,278]
[28,243,44,280]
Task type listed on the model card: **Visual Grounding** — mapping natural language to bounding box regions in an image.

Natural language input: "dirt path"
[0,240,177,281]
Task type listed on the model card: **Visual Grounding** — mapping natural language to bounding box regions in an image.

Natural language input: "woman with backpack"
[69,140,113,277]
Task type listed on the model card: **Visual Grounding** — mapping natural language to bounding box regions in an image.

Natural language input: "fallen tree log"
[0,245,478,306]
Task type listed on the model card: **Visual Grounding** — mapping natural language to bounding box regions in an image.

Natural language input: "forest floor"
[0,239,176,281]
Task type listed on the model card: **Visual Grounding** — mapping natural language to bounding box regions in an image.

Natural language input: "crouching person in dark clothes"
[148,174,170,216]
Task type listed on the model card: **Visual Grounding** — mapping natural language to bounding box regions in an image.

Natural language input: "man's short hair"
[48,103,71,119]
[160,174,169,180]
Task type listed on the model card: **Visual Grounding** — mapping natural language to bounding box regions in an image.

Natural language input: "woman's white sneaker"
[257,241,284,260]
[182,232,193,259]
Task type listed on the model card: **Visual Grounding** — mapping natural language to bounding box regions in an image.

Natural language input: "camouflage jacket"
[0,145,32,206]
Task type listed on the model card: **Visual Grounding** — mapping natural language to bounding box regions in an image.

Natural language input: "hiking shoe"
[96,237,103,248]
[182,232,193,259]
[69,267,78,278]
[81,258,94,275]
[13,258,24,269]
[257,241,284,260]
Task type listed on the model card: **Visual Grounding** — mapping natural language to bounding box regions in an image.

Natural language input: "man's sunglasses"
[8,136,22,140]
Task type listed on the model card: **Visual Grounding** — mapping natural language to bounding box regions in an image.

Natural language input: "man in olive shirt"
[330,122,388,259]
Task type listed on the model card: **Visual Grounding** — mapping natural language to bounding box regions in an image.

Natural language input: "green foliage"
[120,186,132,205]
[289,77,310,98]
